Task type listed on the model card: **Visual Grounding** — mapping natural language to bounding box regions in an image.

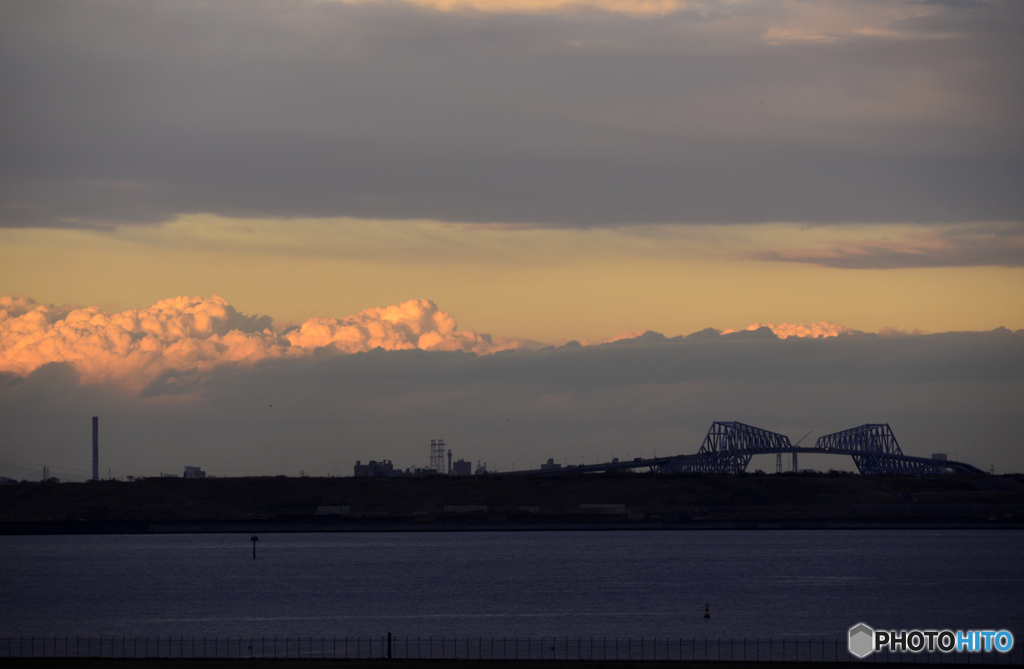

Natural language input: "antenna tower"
[92,416,99,481]
[429,439,446,472]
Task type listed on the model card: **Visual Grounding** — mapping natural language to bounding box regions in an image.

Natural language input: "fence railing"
[1,635,1021,663]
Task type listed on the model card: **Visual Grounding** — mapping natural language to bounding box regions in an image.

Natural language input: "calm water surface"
[1,530,1020,639]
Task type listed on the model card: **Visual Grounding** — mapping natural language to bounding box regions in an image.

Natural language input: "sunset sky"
[1,0,1022,480]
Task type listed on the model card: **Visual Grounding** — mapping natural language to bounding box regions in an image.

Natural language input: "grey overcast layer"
[1,0,1022,229]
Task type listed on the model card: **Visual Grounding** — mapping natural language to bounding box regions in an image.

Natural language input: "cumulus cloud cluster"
[0,294,868,389]
[0,295,533,388]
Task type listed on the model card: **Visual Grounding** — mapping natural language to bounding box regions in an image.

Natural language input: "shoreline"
[4,473,1022,535]
[3,516,1023,535]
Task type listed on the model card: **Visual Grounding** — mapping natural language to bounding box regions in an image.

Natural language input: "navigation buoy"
[704,602,710,619]
[251,535,259,559]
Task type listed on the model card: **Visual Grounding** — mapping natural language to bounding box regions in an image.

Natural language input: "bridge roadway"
[504,422,987,477]
[508,448,985,476]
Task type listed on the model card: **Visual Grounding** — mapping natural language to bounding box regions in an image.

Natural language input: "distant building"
[578,504,626,515]
[316,506,351,515]
[451,458,472,476]
[183,466,206,479]
[540,458,562,471]
[443,505,488,513]
[354,460,394,477]
[931,453,947,461]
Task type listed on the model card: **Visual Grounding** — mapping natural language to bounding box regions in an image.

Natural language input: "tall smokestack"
[92,416,98,481]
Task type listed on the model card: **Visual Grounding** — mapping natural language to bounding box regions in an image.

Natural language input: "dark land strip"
[2,473,1023,534]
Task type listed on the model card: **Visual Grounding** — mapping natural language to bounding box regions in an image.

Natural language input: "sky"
[1,0,1022,479]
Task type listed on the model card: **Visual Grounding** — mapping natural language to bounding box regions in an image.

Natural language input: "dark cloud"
[2,328,1022,480]
[1,0,1021,228]
[747,223,1024,268]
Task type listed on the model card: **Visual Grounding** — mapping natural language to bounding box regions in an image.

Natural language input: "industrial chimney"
[92,416,98,481]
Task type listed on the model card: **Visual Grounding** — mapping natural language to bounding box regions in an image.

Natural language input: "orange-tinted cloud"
[588,322,853,343]
[579,329,653,346]
[0,295,536,389]
[721,321,852,339]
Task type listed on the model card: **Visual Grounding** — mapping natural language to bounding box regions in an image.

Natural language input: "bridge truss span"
[654,421,793,474]
[643,422,985,476]
[814,424,984,475]
[526,422,986,476]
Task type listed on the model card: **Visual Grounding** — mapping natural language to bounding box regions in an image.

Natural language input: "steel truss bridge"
[526,422,986,476]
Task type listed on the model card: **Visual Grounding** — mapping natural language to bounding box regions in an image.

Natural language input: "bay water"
[1,530,1020,641]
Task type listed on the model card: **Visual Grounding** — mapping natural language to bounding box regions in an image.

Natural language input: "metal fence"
[2,635,1021,663]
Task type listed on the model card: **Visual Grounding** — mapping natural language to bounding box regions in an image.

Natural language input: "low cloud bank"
[0,293,1006,392]
[2,323,1021,479]
[0,295,535,388]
